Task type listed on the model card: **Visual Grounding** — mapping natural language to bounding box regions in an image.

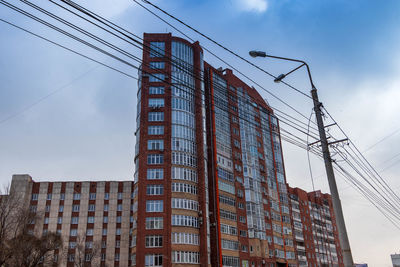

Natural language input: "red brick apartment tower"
[204,65,297,267]
[288,186,344,267]
[134,33,209,266]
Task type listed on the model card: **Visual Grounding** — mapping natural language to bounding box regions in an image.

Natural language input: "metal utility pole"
[249,50,354,266]
[310,87,354,267]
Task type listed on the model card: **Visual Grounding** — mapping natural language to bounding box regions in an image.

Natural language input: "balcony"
[296,245,306,251]
[298,255,307,261]
[294,234,304,241]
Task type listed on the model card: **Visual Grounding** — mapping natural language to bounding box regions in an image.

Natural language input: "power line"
[131,0,316,125]
[17,0,323,144]
[363,126,400,153]
[0,64,97,126]
[49,0,325,141]
[323,106,400,206]
[137,0,312,100]
[6,0,400,227]
[0,18,138,81]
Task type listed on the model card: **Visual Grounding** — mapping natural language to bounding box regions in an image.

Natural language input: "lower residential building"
[2,175,346,267]
[4,174,138,267]
[288,185,344,267]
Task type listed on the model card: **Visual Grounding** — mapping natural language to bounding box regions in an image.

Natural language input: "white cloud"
[236,0,268,13]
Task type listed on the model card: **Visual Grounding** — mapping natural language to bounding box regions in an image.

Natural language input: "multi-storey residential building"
[288,186,344,267]
[6,174,137,267]
[134,33,208,267]
[2,33,346,267]
[134,32,296,267]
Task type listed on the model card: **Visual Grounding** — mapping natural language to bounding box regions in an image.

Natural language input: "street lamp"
[249,50,354,267]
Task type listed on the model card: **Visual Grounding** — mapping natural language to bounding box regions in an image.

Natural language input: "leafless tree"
[0,184,62,267]
[62,234,102,267]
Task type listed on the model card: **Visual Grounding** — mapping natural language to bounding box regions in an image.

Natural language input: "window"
[172,110,195,128]
[149,86,165,95]
[145,235,163,248]
[171,167,197,182]
[88,216,95,223]
[131,236,137,247]
[86,228,93,236]
[60,193,65,200]
[68,254,75,262]
[88,204,95,212]
[147,169,164,180]
[71,217,79,224]
[59,205,64,212]
[70,229,77,236]
[104,204,109,211]
[149,98,165,108]
[85,241,93,249]
[171,152,197,168]
[30,205,37,213]
[149,42,165,57]
[221,239,239,250]
[145,217,163,229]
[116,228,121,235]
[171,198,199,211]
[148,125,164,135]
[172,251,200,264]
[72,204,80,212]
[171,215,198,228]
[222,256,239,266]
[149,73,165,82]
[57,217,62,224]
[218,167,234,182]
[73,193,80,200]
[47,193,52,200]
[115,253,120,261]
[148,140,164,150]
[171,183,197,194]
[147,154,164,165]
[102,229,107,236]
[118,192,123,200]
[149,61,165,69]
[171,232,199,245]
[145,254,162,266]
[147,185,164,195]
[89,193,96,200]
[103,216,108,223]
[104,192,109,200]
[117,204,123,211]
[115,240,120,248]
[45,205,50,212]
[44,217,49,225]
[218,180,235,194]
[148,112,164,122]
[221,224,237,235]
[234,139,240,148]
[146,200,163,212]
[31,194,38,200]
[220,209,237,221]
[219,194,236,206]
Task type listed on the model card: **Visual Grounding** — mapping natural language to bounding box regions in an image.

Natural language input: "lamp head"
[274,74,286,83]
[249,50,267,58]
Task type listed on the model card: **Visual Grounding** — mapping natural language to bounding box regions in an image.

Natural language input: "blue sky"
[1,0,400,265]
